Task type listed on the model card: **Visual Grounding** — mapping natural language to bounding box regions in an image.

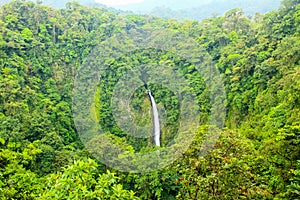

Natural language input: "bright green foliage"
[0,140,42,199]
[174,128,274,199]
[40,159,139,199]
[0,0,299,199]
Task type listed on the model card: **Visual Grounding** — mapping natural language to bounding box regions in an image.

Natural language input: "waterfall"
[148,90,160,147]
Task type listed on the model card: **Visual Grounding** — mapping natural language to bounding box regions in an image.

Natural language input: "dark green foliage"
[0,0,299,199]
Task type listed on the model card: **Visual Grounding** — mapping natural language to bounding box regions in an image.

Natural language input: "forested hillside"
[0,0,299,199]
[130,0,281,21]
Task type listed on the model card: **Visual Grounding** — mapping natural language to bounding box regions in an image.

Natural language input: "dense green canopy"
[0,0,299,199]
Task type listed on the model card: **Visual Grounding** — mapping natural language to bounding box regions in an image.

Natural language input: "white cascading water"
[148,90,160,146]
